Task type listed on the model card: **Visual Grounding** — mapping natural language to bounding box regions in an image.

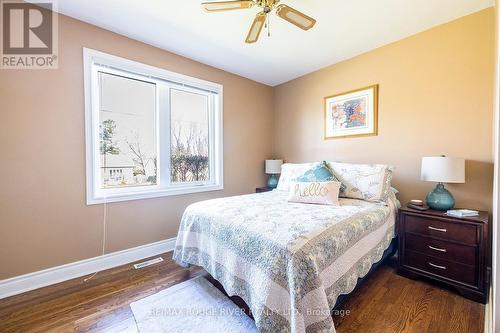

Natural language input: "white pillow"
[326,161,393,202]
[287,181,341,206]
[276,162,315,191]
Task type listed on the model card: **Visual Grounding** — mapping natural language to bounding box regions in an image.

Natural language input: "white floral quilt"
[174,190,399,333]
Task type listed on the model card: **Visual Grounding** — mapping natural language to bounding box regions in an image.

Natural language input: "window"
[84,48,223,204]
[99,72,157,189]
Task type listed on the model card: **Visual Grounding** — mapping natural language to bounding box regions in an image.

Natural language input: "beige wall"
[273,8,495,212]
[0,14,274,279]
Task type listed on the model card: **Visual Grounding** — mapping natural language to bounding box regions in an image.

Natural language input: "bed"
[173,180,400,333]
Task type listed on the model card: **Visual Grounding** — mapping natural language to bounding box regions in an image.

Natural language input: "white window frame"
[83,48,223,205]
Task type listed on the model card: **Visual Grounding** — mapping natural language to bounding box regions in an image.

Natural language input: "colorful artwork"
[324,85,378,139]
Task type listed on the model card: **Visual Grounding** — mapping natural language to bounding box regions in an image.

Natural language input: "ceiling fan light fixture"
[201,0,317,43]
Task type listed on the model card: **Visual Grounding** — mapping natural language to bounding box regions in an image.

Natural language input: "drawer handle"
[428,245,447,253]
[428,262,446,270]
[428,226,447,233]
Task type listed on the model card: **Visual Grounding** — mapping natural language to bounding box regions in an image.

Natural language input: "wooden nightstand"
[397,206,489,303]
[256,187,273,193]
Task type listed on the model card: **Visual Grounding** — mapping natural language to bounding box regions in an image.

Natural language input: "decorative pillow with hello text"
[287,181,341,206]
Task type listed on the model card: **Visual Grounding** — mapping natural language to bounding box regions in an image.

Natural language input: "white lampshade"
[421,156,465,183]
[265,159,283,174]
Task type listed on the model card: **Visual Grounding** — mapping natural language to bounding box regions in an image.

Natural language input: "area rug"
[130,276,259,333]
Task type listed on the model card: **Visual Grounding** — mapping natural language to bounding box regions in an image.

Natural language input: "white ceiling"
[56,0,494,86]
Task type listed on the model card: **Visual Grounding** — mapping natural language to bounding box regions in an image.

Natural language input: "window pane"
[170,88,210,183]
[99,72,157,188]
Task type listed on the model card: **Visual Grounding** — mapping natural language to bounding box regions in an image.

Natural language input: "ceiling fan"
[201,0,316,44]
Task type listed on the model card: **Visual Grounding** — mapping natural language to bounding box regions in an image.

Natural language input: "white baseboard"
[0,237,176,299]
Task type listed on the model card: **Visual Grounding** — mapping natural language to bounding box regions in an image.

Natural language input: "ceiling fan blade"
[245,12,266,44]
[275,4,316,30]
[201,1,254,12]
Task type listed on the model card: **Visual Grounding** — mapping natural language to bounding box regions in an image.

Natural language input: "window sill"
[86,184,224,205]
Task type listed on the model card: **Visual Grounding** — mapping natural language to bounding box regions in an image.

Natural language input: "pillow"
[287,181,341,205]
[326,161,394,202]
[276,162,315,191]
[294,161,346,192]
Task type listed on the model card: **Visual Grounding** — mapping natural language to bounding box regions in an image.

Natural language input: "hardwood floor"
[0,253,484,333]
[333,258,484,333]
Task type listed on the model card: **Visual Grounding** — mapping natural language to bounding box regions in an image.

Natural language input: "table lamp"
[420,156,465,210]
[265,159,283,189]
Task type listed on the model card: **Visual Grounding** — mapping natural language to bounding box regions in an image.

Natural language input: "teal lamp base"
[426,183,455,210]
[267,174,278,189]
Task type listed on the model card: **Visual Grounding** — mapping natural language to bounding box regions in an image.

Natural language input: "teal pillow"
[294,161,346,191]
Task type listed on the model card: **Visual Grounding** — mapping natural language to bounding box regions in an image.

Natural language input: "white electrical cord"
[84,197,107,282]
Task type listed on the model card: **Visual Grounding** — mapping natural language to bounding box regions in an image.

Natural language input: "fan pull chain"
[267,14,271,37]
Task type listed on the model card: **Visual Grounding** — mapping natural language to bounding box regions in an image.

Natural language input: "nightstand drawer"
[404,215,477,245]
[405,233,477,266]
[404,250,477,286]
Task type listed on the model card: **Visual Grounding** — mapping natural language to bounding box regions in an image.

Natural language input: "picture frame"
[324,84,378,139]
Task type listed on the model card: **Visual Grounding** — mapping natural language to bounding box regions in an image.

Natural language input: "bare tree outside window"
[126,133,147,175]
[171,124,209,182]
[170,89,210,183]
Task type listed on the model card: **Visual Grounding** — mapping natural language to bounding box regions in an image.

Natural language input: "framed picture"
[324,84,378,139]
